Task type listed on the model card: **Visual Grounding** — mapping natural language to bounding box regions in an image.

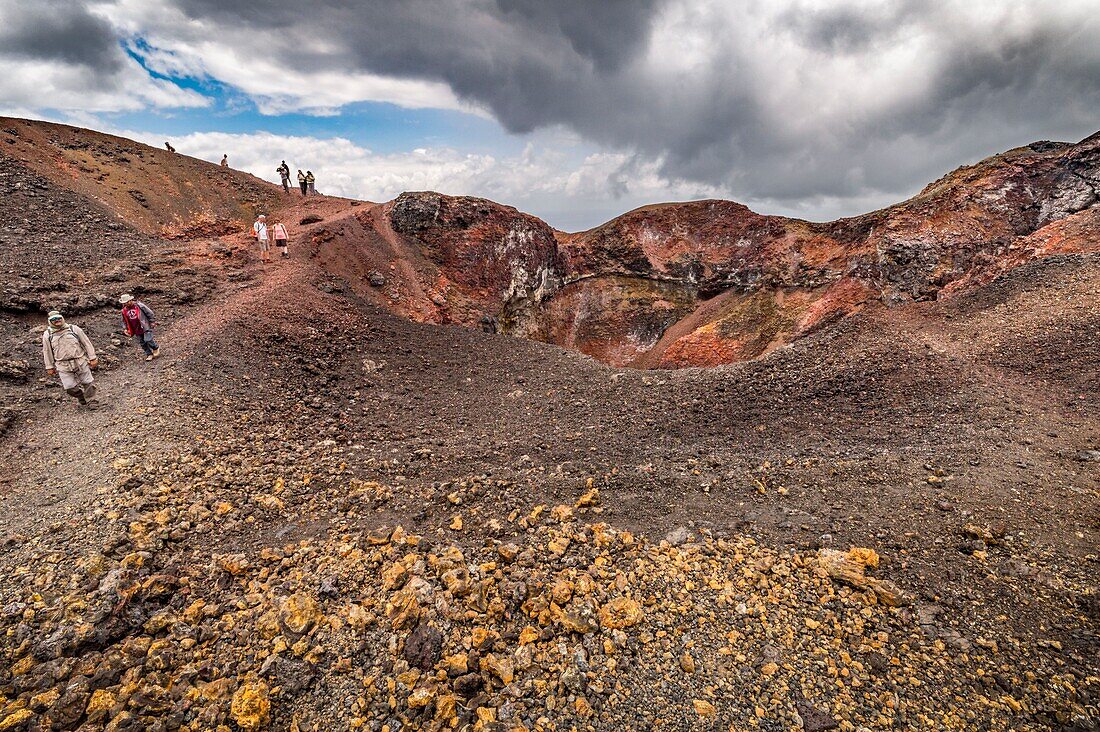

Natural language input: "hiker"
[252,214,272,263]
[119,294,160,361]
[297,169,307,196]
[165,142,176,153]
[277,161,291,192]
[272,221,289,257]
[221,154,229,168]
[306,170,316,195]
[41,311,100,409]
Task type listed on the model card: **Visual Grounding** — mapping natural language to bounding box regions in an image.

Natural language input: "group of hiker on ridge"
[276,160,317,195]
[162,146,317,197]
[41,295,160,410]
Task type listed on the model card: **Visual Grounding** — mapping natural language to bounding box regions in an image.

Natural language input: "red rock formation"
[3,115,1095,369]
[542,132,1099,366]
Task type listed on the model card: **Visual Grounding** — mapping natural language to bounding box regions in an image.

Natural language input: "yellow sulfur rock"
[575,488,600,508]
[230,681,271,732]
[547,537,570,555]
[847,547,879,568]
[0,710,33,731]
[483,654,515,685]
[85,689,116,722]
[599,597,643,629]
[279,593,322,635]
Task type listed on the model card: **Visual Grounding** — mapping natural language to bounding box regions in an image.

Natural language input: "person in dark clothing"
[277,161,291,192]
[165,142,176,153]
[297,169,307,195]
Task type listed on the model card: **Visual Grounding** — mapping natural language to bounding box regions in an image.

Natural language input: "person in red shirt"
[119,294,161,361]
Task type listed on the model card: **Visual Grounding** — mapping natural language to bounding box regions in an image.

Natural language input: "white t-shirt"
[253,220,268,240]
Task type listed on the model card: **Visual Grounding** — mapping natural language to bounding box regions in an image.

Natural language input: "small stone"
[279,593,322,635]
[693,700,716,719]
[407,687,435,708]
[452,673,482,698]
[599,597,643,629]
[664,526,692,546]
[404,623,443,670]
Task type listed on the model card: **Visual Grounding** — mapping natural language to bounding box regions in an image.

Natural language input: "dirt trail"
[0,203,315,536]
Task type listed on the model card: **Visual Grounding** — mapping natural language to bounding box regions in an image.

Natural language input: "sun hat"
[47,310,63,321]
[119,294,134,304]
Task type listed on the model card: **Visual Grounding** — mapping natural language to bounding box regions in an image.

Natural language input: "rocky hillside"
[290,130,1100,367]
[0,118,1096,731]
[0,118,280,239]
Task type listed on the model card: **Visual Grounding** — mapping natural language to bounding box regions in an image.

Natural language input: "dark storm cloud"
[153,0,1100,208]
[0,0,124,71]
[8,0,1100,213]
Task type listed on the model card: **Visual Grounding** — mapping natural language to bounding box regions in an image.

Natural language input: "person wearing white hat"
[119,294,160,361]
[42,311,100,408]
[252,214,271,263]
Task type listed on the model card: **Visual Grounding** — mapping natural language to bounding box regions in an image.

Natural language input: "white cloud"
[0,55,208,113]
[116,128,747,230]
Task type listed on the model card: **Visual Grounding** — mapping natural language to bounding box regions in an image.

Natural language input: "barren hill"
[0,118,1097,731]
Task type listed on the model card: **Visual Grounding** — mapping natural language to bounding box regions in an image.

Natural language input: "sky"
[1,0,1098,231]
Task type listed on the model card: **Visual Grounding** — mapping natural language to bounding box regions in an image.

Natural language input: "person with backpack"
[119,294,160,361]
[253,214,272,263]
[277,161,290,192]
[41,311,100,409]
[297,169,307,195]
[305,170,316,195]
[272,221,289,258]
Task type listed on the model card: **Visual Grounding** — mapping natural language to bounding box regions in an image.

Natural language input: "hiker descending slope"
[41,311,100,409]
[272,221,289,258]
[119,294,160,361]
[252,214,272,263]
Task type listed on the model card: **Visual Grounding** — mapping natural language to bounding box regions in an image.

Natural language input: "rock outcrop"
[330,131,1100,368]
[387,192,563,334]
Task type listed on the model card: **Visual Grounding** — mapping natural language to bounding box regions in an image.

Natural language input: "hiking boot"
[145,355,154,361]
[152,348,160,357]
